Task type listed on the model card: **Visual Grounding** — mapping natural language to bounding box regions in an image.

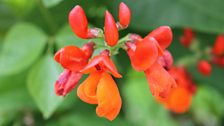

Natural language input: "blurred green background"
[0,0,224,126]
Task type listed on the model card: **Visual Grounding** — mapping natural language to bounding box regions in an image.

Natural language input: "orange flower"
[156,67,196,113]
[54,42,94,96]
[77,50,122,121]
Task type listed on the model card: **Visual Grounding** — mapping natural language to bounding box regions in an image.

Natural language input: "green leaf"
[191,86,224,126]
[27,55,63,119]
[112,0,224,34]
[0,72,34,125]
[122,70,177,126]
[42,0,63,8]
[0,23,47,75]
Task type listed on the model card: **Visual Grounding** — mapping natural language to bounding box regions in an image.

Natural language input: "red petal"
[104,11,119,47]
[147,26,173,49]
[58,46,88,71]
[212,35,224,56]
[96,72,121,121]
[55,70,82,96]
[144,62,177,98]
[81,55,122,78]
[131,37,158,71]
[157,50,173,70]
[69,5,88,38]
[119,2,131,27]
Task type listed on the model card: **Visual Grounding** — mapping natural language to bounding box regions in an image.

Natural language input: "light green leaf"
[0,23,47,75]
[42,0,63,8]
[112,0,224,34]
[123,70,177,126]
[27,55,63,119]
[191,86,224,126]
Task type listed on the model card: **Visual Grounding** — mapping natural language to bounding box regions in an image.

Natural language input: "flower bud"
[212,35,224,56]
[119,2,131,28]
[104,11,119,46]
[197,60,212,76]
[69,5,88,38]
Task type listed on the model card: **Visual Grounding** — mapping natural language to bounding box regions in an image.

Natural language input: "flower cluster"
[54,2,196,120]
[179,28,224,76]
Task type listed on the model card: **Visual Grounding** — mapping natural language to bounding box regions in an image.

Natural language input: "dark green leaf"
[27,55,63,119]
[112,0,224,34]
[0,23,47,75]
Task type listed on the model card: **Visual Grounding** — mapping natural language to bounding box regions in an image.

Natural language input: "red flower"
[126,28,176,99]
[119,2,131,28]
[104,11,119,47]
[54,42,94,96]
[77,50,122,121]
[156,67,196,113]
[212,35,224,56]
[197,60,212,76]
[179,28,194,47]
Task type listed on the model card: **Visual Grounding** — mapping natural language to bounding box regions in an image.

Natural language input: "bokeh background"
[0,0,224,126]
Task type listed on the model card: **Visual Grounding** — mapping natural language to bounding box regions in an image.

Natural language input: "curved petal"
[147,26,173,49]
[132,37,158,71]
[77,71,101,104]
[96,72,122,121]
[81,55,122,78]
[58,46,88,71]
[144,62,177,98]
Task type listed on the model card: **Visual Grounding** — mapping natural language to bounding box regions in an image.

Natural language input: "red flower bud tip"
[69,5,88,39]
[179,28,194,48]
[81,42,95,59]
[104,11,119,47]
[55,70,82,96]
[147,26,173,49]
[197,60,212,76]
[119,2,131,28]
[212,35,224,56]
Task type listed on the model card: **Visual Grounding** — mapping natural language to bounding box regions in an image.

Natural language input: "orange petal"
[96,72,122,121]
[144,62,177,98]
[77,71,101,104]
[132,37,158,71]
[167,86,192,113]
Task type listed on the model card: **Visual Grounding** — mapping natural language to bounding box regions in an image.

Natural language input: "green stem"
[37,0,58,34]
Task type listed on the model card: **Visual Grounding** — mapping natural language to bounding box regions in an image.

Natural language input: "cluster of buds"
[54,2,196,120]
[179,28,224,76]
